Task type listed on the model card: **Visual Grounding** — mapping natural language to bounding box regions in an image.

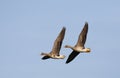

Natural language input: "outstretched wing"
[66,51,80,64]
[76,22,88,47]
[51,27,66,55]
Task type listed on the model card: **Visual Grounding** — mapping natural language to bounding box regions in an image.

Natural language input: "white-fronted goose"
[65,22,91,64]
[41,27,66,60]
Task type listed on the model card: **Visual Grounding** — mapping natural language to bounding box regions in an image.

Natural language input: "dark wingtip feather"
[41,56,50,60]
[66,60,70,64]
[65,51,80,64]
[85,22,88,25]
[85,22,88,27]
[62,26,66,31]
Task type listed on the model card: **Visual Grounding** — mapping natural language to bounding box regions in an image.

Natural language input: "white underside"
[75,47,88,53]
[51,55,65,59]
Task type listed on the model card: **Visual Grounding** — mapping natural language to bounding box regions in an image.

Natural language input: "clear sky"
[0,0,120,78]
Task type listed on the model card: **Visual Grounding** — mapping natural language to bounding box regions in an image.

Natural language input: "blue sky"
[0,0,120,78]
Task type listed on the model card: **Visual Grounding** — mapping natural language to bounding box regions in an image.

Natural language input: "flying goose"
[41,27,66,60]
[65,22,91,64]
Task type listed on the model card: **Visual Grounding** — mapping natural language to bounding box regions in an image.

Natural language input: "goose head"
[85,48,91,52]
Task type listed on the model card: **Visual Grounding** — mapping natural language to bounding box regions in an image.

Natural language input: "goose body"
[41,27,66,60]
[65,22,91,64]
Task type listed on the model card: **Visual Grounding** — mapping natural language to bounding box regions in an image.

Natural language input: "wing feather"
[76,22,88,47]
[66,51,80,64]
[51,27,66,55]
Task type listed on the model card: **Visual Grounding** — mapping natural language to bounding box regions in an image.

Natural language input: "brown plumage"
[41,27,66,59]
[65,22,91,64]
